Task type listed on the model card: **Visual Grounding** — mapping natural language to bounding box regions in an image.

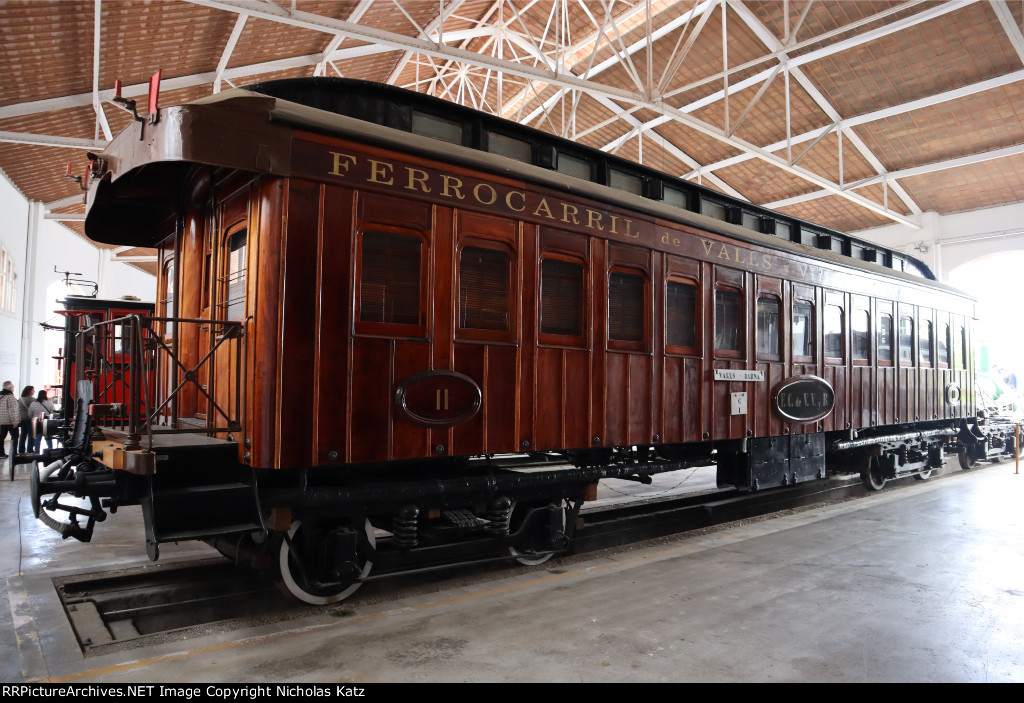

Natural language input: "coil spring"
[485,496,512,536]
[393,505,419,549]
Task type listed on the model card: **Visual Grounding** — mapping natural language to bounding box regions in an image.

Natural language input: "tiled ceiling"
[1,0,1023,277]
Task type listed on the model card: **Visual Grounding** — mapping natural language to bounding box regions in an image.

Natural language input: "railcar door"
[875,300,897,426]
[602,241,655,448]
[848,296,873,430]
[449,211,522,456]
[753,276,786,438]
[897,304,918,424]
[789,282,818,433]
[821,290,848,433]
[348,192,434,463]
[710,265,748,441]
[918,307,937,422]
[533,228,593,454]
[951,316,971,418]
[212,217,247,434]
[935,312,956,421]
[155,253,176,425]
[661,254,703,446]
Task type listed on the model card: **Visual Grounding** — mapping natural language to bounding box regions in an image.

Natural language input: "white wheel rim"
[279,519,374,605]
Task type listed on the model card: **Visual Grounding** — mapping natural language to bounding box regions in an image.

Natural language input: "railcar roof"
[90,81,973,301]
[241,77,936,281]
[247,83,972,301]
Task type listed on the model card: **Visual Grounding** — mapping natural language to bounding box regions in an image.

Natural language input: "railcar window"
[774,221,791,240]
[666,281,697,349]
[899,316,914,365]
[662,186,688,209]
[959,327,967,369]
[938,323,950,366]
[852,309,870,361]
[824,304,844,360]
[742,212,761,232]
[540,258,584,338]
[487,132,532,163]
[160,260,175,338]
[878,313,893,364]
[714,289,743,352]
[800,229,817,247]
[411,111,463,145]
[556,153,591,181]
[221,229,247,322]
[920,319,933,367]
[793,301,814,359]
[608,270,645,342]
[756,296,780,358]
[701,199,727,221]
[459,247,511,332]
[609,169,643,196]
[359,231,422,326]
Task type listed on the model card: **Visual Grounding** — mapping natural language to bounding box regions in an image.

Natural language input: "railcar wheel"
[506,500,564,566]
[861,461,887,492]
[958,449,979,471]
[277,519,375,606]
[914,469,934,481]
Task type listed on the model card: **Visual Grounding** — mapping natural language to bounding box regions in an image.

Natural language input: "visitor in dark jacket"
[17,385,34,455]
[0,382,20,459]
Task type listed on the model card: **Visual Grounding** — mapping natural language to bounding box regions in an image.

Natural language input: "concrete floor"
[2,456,1023,683]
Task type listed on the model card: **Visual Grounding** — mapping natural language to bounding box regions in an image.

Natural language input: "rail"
[74,315,244,451]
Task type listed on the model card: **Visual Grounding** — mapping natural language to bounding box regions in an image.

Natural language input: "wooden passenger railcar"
[34,78,991,603]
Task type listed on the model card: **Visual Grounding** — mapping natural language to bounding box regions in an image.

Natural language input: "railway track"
[52,463,969,656]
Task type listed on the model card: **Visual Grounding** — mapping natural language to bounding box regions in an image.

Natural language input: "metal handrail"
[73,314,244,450]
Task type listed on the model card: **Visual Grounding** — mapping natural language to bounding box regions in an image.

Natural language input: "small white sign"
[731,392,748,416]
[714,369,765,382]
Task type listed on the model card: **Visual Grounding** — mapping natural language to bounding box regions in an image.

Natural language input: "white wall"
[0,171,156,392]
[854,202,1024,283]
[0,173,30,388]
[856,203,1024,381]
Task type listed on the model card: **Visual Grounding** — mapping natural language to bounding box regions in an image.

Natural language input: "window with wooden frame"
[458,244,513,338]
[357,229,427,335]
[665,279,698,353]
[0,246,16,314]
[539,256,586,345]
[160,258,175,338]
[756,295,781,360]
[919,318,933,367]
[937,322,950,367]
[792,300,815,362]
[824,303,844,363]
[877,312,893,365]
[608,268,647,349]
[217,227,247,322]
[714,287,744,355]
[852,307,870,363]
[898,315,915,366]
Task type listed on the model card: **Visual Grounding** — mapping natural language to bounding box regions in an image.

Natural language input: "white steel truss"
[1,0,1019,233]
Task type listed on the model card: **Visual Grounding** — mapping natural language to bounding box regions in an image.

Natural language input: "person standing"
[17,385,34,455]
[0,382,19,459]
[29,389,56,453]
